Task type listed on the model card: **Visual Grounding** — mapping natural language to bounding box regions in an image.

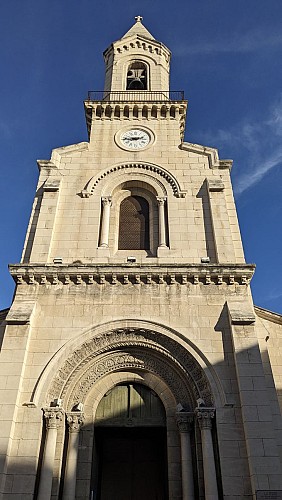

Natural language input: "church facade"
[1,17,282,500]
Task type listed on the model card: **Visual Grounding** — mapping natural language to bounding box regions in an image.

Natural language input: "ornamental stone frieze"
[80,162,187,198]
[46,328,213,409]
[9,263,255,287]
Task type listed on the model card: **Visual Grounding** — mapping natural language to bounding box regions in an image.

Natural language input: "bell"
[128,78,144,90]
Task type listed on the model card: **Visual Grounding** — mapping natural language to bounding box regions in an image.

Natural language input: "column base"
[96,247,111,258]
[157,246,170,257]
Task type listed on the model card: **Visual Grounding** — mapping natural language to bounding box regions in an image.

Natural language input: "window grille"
[118,196,149,250]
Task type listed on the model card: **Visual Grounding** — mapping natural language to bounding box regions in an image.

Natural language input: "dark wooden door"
[97,428,168,500]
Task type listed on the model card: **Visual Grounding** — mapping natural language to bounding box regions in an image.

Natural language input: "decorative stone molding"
[10,263,255,287]
[101,196,112,207]
[69,351,190,408]
[6,301,36,325]
[207,178,225,192]
[254,305,282,326]
[176,412,194,433]
[43,178,61,192]
[180,142,233,170]
[195,408,215,430]
[37,160,57,172]
[47,328,213,410]
[66,412,84,433]
[227,301,256,325]
[156,196,167,206]
[104,35,171,62]
[42,407,65,429]
[81,162,186,199]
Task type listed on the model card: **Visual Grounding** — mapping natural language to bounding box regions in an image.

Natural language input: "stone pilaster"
[176,412,195,500]
[196,408,219,500]
[99,196,112,247]
[227,301,282,494]
[157,197,167,248]
[62,412,84,500]
[37,407,64,500]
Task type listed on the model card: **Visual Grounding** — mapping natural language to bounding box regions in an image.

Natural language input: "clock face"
[120,129,150,149]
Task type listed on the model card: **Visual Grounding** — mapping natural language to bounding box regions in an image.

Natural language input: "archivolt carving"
[81,163,186,198]
[70,350,189,407]
[47,328,213,408]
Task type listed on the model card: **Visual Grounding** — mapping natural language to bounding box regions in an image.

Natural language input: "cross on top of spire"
[121,16,155,41]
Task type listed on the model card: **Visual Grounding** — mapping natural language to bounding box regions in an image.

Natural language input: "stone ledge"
[43,178,61,192]
[254,305,282,325]
[9,263,255,286]
[6,301,36,324]
[207,178,225,192]
[227,301,256,325]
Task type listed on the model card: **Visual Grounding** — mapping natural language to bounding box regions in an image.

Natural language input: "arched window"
[126,62,148,90]
[118,195,149,250]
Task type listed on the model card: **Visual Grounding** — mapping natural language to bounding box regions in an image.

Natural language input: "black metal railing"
[86,90,185,102]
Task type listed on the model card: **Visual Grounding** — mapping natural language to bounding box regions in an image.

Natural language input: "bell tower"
[103,15,170,92]
[1,16,282,500]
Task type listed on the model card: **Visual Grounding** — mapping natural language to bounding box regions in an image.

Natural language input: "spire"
[121,16,155,41]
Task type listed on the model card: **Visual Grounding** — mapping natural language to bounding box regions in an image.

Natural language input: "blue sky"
[0,1,282,313]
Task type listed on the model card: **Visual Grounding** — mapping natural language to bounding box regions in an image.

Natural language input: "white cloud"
[199,95,282,196]
[175,30,282,56]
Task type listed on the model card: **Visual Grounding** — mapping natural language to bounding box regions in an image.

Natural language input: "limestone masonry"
[1,16,282,500]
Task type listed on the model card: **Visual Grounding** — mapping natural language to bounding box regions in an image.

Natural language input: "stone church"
[1,16,282,500]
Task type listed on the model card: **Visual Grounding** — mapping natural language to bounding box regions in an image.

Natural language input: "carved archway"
[81,162,187,199]
[47,327,213,410]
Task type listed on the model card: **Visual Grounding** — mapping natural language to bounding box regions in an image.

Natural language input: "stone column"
[37,407,64,500]
[62,412,84,500]
[176,412,195,500]
[196,408,218,500]
[157,197,167,247]
[99,196,112,247]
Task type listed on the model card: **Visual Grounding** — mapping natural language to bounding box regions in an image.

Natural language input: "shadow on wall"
[1,307,282,500]
[196,183,217,263]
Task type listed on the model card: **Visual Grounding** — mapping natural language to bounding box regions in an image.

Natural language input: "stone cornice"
[180,142,233,170]
[6,301,36,324]
[84,100,187,140]
[254,305,282,325]
[227,301,256,325]
[104,34,171,62]
[9,263,255,286]
[38,143,89,170]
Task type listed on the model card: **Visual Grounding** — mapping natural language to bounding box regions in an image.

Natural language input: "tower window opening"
[126,62,148,90]
[118,195,150,250]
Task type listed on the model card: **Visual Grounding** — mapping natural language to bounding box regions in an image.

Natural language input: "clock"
[120,129,150,149]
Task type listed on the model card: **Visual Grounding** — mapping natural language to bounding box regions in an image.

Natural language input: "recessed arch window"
[126,61,148,90]
[118,195,149,250]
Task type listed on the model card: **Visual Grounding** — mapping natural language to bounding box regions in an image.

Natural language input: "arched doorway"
[92,383,168,500]
[39,323,221,500]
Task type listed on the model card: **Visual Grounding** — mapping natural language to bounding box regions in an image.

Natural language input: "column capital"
[156,196,167,205]
[101,196,112,207]
[176,412,194,433]
[195,407,215,430]
[66,412,84,433]
[42,407,65,430]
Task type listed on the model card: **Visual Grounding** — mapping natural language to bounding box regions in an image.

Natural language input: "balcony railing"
[86,90,185,102]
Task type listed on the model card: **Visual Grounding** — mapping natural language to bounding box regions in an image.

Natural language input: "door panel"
[97,428,167,500]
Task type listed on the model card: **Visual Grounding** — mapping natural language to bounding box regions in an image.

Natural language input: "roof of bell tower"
[121,16,155,41]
